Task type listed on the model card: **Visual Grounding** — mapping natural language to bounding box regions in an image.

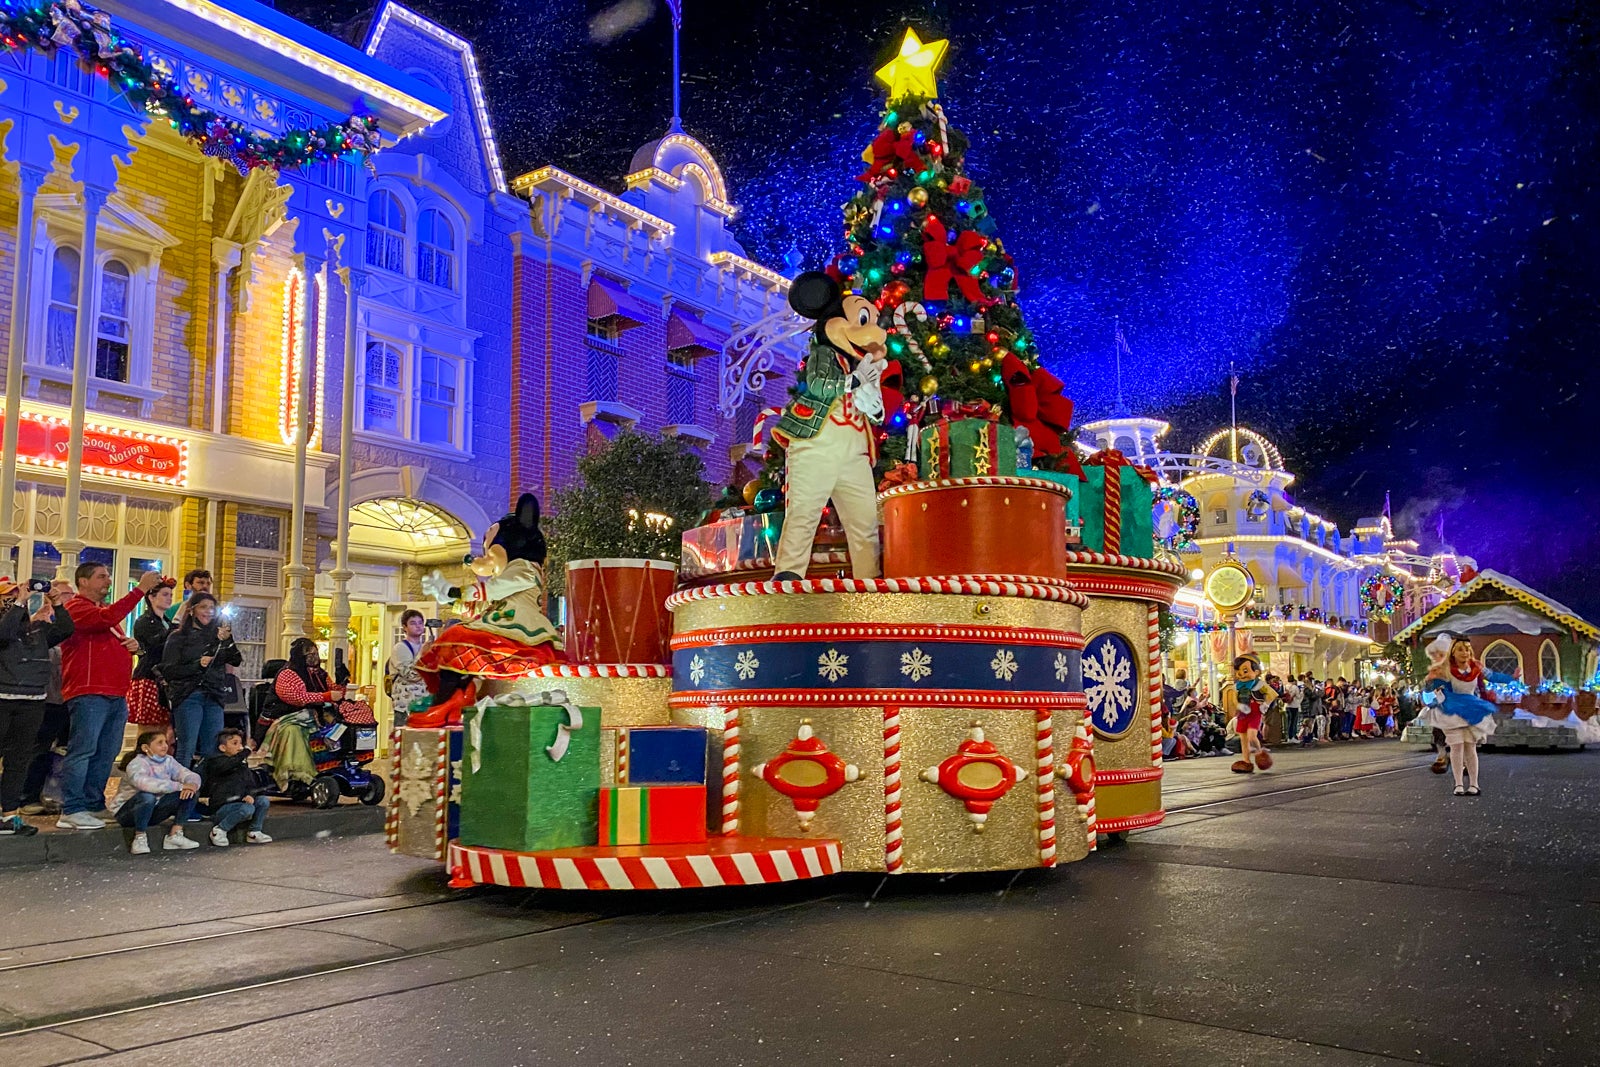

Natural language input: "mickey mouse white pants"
[773,414,881,579]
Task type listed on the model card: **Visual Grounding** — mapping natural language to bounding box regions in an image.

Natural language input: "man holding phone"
[0,576,74,835]
[57,565,165,829]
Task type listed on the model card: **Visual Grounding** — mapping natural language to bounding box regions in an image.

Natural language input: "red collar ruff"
[1450,661,1482,682]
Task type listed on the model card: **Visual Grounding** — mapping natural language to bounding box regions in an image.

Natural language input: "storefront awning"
[588,276,654,329]
[667,311,723,355]
[1276,564,1307,589]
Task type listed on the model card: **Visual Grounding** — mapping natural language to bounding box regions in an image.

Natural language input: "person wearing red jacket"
[56,563,165,829]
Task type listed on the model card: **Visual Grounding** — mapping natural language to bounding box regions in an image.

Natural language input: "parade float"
[387,31,1183,889]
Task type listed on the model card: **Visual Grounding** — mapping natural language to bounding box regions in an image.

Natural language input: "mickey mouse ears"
[788,270,845,321]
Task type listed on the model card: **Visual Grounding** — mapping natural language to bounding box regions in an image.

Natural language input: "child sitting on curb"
[111,731,201,854]
[200,728,272,846]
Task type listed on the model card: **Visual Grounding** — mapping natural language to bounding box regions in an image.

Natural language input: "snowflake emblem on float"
[689,654,706,685]
[901,647,933,682]
[1082,632,1137,736]
[1054,652,1072,685]
[734,650,760,681]
[818,648,850,682]
[991,649,1019,682]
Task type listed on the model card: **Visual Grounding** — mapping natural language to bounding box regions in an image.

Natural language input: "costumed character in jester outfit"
[1229,653,1279,774]
[408,493,565,727]
[1420,633,1514,797]
[770,271,887,581]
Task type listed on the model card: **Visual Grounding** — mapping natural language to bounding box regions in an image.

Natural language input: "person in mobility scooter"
[253,638,384,809]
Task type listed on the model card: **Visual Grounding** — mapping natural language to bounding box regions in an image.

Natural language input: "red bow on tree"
[1001,352,1081,474]
[922,216,988,303]
[880,359,906,422]
[858,128,922,182]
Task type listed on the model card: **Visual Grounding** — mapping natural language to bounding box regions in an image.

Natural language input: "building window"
[44,247,79,369]
[1539,640,1560,683]
[366,190,406,274]
[1212,508,1228,526]
[1483,640,1521,679]
[417,209,456,290]
[94,259,132,382]
[587,318,622,345]
[363,340,406,435]
[418,352,460,446]
[360,338,468,451]
[235,512,282,552]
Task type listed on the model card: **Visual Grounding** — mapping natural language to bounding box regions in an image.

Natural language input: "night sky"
[286,0,1600,619]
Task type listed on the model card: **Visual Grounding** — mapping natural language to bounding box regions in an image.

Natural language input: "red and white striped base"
[447,837,844,891]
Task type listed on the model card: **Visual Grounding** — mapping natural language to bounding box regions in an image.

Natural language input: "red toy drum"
[565,558,678,665]
[880,476,1070,580]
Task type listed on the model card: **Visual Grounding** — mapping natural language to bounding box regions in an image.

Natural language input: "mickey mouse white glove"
[850,354,886,421]
[421,570,455,605]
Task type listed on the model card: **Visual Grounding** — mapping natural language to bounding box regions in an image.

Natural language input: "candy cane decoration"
[892,300,932,373]
[749,406,781,453]
[884,705,904,872]
[1148,605,1164,766]
[921,101,950,161]
[384,728,402,851]
[1102,456,1124,554]
[1035,707,1056,867]
[720,705,741,835]
[433,729,450,859]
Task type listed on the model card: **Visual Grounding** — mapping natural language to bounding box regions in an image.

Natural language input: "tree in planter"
[545,430,710,597]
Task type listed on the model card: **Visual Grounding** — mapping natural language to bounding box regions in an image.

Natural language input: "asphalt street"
[1,740,1595,1067]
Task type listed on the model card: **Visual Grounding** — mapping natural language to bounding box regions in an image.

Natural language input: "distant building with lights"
[0,0,797,736]
[1077,415,1461,692]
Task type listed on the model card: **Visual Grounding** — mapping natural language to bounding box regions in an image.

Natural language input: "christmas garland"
[1358,572,1405,618]
[0,0,383,174]
[1173,617,1228,635]
[1153,486,1200,552]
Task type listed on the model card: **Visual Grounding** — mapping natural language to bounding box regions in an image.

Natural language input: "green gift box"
[1077,461,1154,558]
[458,700,600,852]
[916,417,1018,480]
[1020,469,1083,543]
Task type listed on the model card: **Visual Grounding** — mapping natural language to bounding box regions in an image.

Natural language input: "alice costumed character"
[1420,633,1511,796]
[1229,653,1279,774]
[770,271,887,581]
[409,494,565,727]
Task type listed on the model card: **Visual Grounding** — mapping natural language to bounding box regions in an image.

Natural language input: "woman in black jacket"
[128,583,175,732]
[161,594,242,768]
[0,578,74,835]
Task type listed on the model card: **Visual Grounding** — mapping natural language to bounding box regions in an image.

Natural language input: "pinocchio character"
[1230,653,1278,774]
[769,271,886,581]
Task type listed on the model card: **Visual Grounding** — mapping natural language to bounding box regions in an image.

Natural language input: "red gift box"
[598,783,708,846]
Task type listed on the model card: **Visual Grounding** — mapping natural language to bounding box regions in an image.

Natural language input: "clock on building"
[1203,561,1254,613]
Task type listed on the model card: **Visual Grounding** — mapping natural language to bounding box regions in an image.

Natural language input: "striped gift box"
[598,783,707,846]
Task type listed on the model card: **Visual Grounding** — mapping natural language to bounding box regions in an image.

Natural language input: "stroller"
[250,660,386,809]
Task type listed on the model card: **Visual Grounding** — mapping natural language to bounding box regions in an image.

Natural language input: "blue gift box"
[606,726,708,785]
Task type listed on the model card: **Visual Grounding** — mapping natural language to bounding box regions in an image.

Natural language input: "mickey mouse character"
[409,493,565,727]
[770,271,887,581]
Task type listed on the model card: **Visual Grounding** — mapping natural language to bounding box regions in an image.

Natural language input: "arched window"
[1539,640,1561,684]
[365,190,406,273]
[44,246,80,368]
[1483,640,1521,679]
[362,340,405,434]
[95,259,132,382]
[416,209,456,290]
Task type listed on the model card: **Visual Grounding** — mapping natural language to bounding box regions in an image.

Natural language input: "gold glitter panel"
[674,591,1082,636]
[736,706,886,872]
[900,707,1043,873]
[1095,780,1163,822]
[1081,597,1159,774]
[485,676,672,728]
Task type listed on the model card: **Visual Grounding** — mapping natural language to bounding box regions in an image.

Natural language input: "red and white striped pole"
[1035,707,1056,867]
[720,706,741,835]
[884,705,904,872]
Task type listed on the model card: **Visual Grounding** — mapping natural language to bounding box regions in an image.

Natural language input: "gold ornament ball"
[981,357,994,369]
[742,481,761,506]
[919,374,939,395]
[908,186,929,207]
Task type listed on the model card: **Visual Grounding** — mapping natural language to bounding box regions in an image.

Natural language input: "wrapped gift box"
[602,725,708,786]
[679,509,849,581]
[1078,455,1155,558]
[598,783,708,846]
[916,417,1018,480]
[458,701,600,853]
[386,725,463,862]
[1016,469,1083,544]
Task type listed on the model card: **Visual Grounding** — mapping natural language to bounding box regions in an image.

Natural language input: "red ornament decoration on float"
[751,720,860,830]
[921,722,1028,832]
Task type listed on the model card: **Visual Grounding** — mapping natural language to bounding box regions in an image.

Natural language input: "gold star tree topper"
[875,28,949,99]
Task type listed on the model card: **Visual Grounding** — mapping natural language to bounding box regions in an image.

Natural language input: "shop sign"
[10,412,188,486]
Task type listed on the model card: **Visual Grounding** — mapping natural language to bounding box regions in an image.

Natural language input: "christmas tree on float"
[823,29,1076,476]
